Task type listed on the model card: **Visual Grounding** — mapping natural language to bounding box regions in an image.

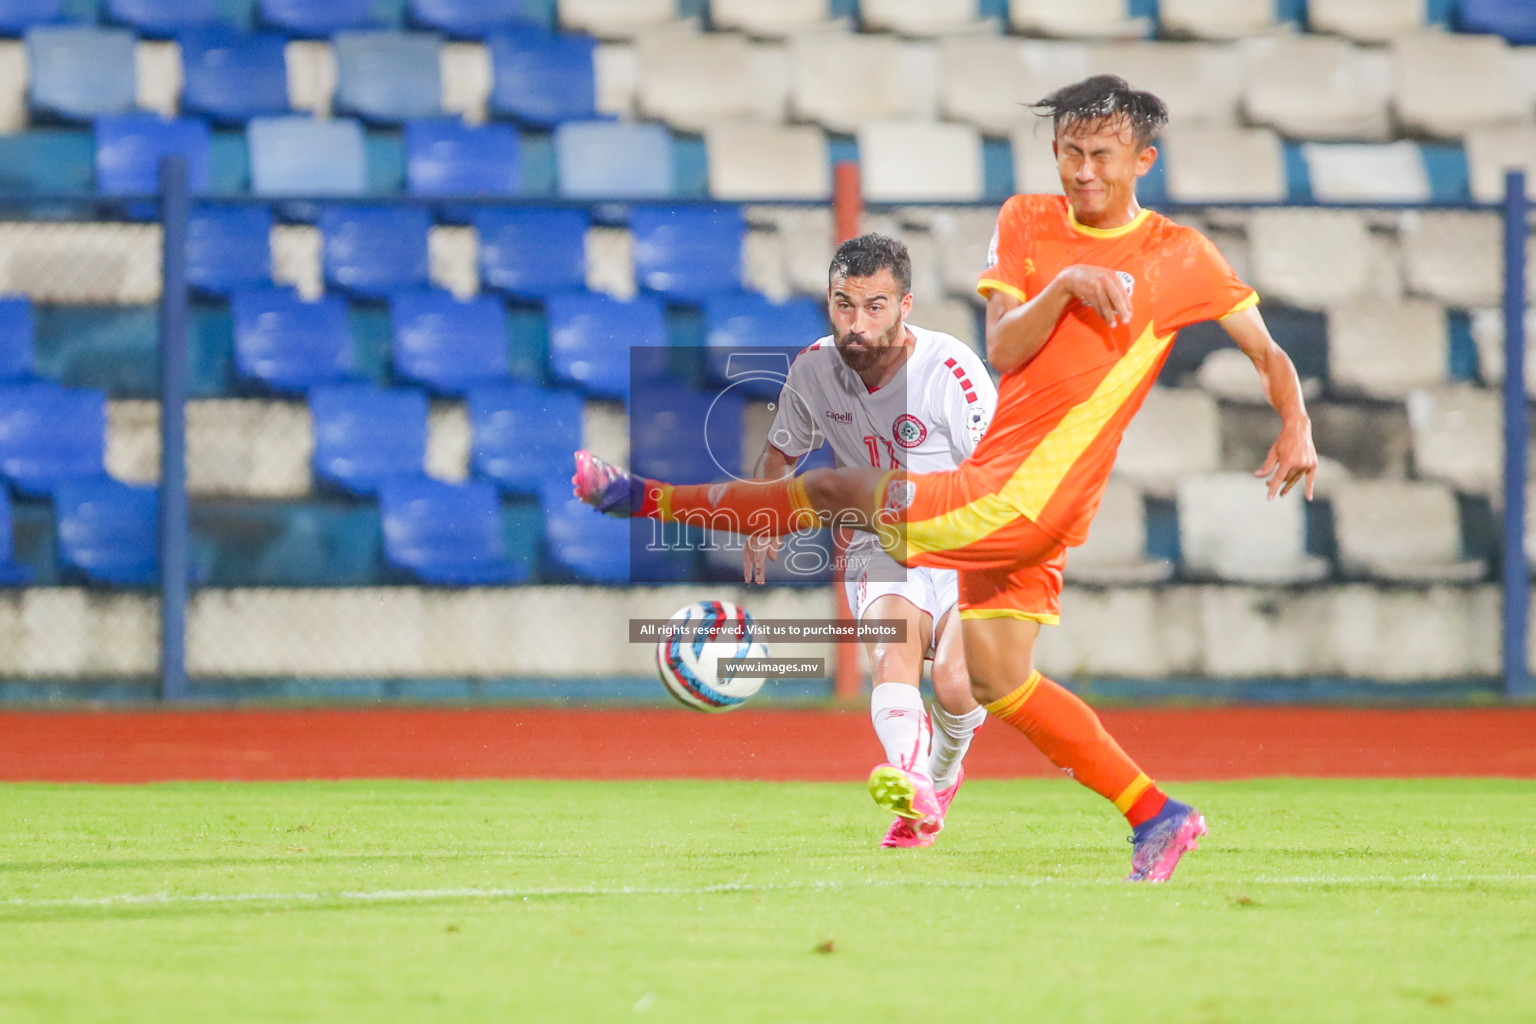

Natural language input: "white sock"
[928,704,987,791]
[870,682,931,778]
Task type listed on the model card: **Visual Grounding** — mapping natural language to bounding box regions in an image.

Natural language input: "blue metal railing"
[1502,171,1530,700]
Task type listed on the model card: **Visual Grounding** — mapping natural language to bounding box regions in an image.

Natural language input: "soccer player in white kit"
[743,234,998,847]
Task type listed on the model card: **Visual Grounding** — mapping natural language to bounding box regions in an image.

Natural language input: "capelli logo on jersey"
[824,410,853,424]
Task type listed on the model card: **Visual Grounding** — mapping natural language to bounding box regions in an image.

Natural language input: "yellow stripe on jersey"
[976,277,1028,304]
[1219,290,1261,320]
[903,320,1176,556]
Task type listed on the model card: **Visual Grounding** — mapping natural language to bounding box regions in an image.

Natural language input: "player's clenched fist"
[1055,264,1133,328]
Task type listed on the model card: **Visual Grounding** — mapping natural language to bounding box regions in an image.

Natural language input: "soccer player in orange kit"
[574,75,1318,882]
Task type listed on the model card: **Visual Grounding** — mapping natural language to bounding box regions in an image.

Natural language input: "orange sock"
[985,670,1168,828]
[639,476,821,538]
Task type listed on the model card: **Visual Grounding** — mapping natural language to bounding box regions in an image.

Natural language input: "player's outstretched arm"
[985,266,1133,375]
[1220,305,1318,500]
[742,442,796,583]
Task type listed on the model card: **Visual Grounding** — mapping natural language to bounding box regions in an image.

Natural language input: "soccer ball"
[655,600,769,712]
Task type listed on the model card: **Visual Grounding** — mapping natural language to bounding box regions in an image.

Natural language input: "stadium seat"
[247,116,367,197]
[1330,479,1484,583]
[1011,126,1067,197]
[540,479,692,583]
[710,0,837,35]
[1393,33,1527,137]
[1009,0,1149,38]
[333,31,444,124]
[629,205,744,303]
[1308,0,1439,41]
[230,287,352,393]
[1087,42,1244,129]
[1327,298,1447,399]
[319,205,432,298]
[1068,477,1172,585]
[93,114,213,196]
[545,289,667,399]
[0,294,35,381]
[857,121,983,203]
[309,384,428,495]
[1406,385,1501,494]
[379,476,526,584]
[703,123,829,202]
[475,207,589,299]
[389,289,509,394]
[0,0,58,35]
[634,32,787,132]
[468,380,583,496]
[704,290,826,398]
[178,28,290,125]
[409,0,529,36]
[1113,387,1220,498]
[554,120,672,199]
[1460,0,1536,46]
[26,26,136,122]
[1465,126,1536,203]
[0,382,106,495]
[1177,472,1330,584]
[259,0,372,37]
[1246,209,1376,309]
[1469,307,1536,397]
[790,33,936,133]
[557,0,676,38]
[53,477,157,585]
[488,27,597,127]
[861,0,994,34]
[1159,0,1289,39]
[1242,36,1393,141]
[106,0,217,35]
[1400,211,1501,308]
[629,379,743,484]
[188,205,273,296]
[0,486,32,585]
[1158,126,1287,203]
[1301,142,1431,203]
[404,119,521,197]
[942,39,1090,135]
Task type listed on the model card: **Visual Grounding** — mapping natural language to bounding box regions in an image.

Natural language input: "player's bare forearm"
[984,284,1071,375]
[752,442,797,482]
[743,443,797,582]
[1221,305,1319,499]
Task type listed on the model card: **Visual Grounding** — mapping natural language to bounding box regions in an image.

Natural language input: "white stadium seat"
[1176,472,1330,584]
[1034,587,1203,678]
[635,32,787,131]
[1197,587,1341,678]
[860,0,996,36]
[441,42,493,124]
[705,123,830,201]
[1326,298,1447,399]
[1194,347,1325,406]
[135,40,181,118]
[1406,385,1502,494]
[1159,0,1282,39]
[1246,209,1377,308]
[938,37,1091,135]
[592,42,637,117]
[1308,0,1432,41]
[1012,124,1068,196]
[1393,32,1530,137]
[1399,210,1502,307]
[1088,42,1245,128]
[1464,125,1536,203]
[1068,477,1174,584]
[1330,479,1485,583]
[929,207,1002,298]
[1242,36,1393,141]
[1334,584,1499,680]
[1160,126,1286,202]
[790,34,936,132]
[710,0,841,36]
[1469,307,1536,397]
[558,0,681,39]
[1010,0,1150,39]
[1302,142,1430,202]
[1113,386,1221,497]
[0,41,24,133]
[856,121,983,202]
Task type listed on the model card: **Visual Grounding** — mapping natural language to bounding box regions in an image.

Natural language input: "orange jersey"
[969,193,1257,547]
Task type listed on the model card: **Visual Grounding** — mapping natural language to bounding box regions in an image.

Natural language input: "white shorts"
[843,544,959,654]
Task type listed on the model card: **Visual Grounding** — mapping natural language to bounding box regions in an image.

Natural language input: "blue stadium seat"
[630,379,743,484]
[309,384,428,495]
[555,121,672,199]
[379,476,527,584]
[26,26,137,122]
[0,130,95,193]
[106,0,218,35]
[53,477,157,585]
[230,287,352,392]
[179,28,290,124]
[319,205,432,298]
[410,0,528,36]
[405,119,522,198]
[0,382,105,495]
[540,480,692,583]
[545,289,668,399]
[0,295,36,381]
[467,380,582,496]
[333,31,444,124]
[630,205,745,302]
[1460,0,1536,44]
[704,290,826,399]
[487,28,596,127]
[94,114,213,195]
[0,0,58,34]
[0,486,33,585]
[247,116,367,197]
[188,205,272,295]
[474,207,587,298]
[390,289,509,394]
[259,0,372,36]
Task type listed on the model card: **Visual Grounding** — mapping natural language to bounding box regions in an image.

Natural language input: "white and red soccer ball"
[655,600,768,712]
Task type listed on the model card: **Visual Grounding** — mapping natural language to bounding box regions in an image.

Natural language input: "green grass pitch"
[3,778,1534,1023]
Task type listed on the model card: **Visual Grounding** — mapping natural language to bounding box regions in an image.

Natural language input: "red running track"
[1,707,1534,783]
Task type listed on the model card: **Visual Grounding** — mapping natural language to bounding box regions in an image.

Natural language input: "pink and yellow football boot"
[880,765,966,848]
[868,763,944,847]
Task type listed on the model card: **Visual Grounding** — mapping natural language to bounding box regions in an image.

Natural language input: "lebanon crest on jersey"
[893,413,927,449]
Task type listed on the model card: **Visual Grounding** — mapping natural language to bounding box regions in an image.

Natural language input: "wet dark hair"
[1031,74,1168,150]
[828,233,912,296]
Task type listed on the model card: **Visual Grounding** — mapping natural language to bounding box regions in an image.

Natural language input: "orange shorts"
[873,468,1067,624]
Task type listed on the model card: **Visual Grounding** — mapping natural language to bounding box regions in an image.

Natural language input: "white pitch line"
[4,874,1536,910]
